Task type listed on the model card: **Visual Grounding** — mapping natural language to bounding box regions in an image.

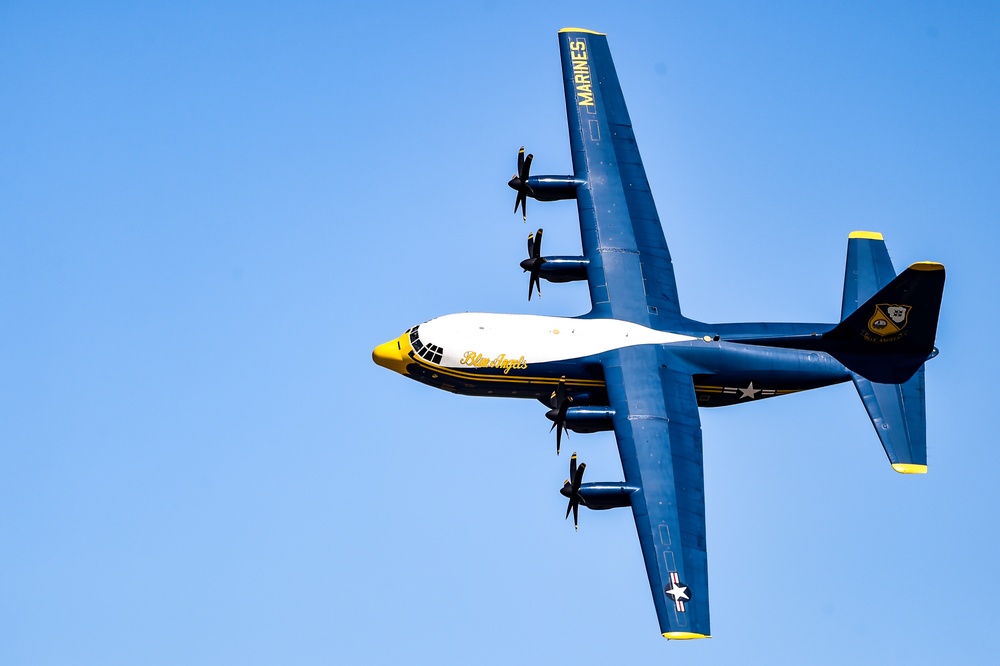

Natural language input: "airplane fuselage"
[373,312,852,408]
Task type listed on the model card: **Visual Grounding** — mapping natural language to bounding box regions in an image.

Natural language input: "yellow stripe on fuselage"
[408,352,605,388]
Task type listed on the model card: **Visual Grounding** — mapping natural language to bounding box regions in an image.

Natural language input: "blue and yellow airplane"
[373,28,945,640]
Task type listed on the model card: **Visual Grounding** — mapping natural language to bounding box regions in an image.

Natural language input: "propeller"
[545,376,573,455]
[520,229,545,300]
[508,146,534,221]
[560,452,587,530]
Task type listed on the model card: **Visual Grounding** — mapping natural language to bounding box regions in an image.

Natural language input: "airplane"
[372,28,945,640]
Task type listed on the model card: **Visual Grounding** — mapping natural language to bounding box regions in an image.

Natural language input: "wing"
[601,344,710,638]
[558,28,682,326]
[557,28,710,638]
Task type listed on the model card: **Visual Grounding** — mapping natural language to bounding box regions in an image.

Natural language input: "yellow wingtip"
[892,463,928,474]
[849,231,884,240]
[559,27,606,35]
[663,632,711,640]
[909,261,944,272]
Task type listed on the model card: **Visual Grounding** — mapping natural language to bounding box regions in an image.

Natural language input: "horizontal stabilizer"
[841,231,896,319]
[852,368,927,473]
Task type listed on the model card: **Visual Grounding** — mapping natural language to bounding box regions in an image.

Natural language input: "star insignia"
[665,582,690,602]
[665,572,692,612]
[738,382,761,400]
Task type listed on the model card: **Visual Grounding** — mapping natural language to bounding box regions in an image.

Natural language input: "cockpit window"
[408,326,444,365]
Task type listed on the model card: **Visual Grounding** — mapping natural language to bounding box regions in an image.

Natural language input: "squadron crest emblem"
[867,303,911,338]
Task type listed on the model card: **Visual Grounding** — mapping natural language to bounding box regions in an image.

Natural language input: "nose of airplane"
[372,333,410,375]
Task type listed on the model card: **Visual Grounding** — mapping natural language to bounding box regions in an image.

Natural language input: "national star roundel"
[664,571,691,612]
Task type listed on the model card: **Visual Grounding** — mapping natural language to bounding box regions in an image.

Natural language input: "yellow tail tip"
[909,261,944,272]
[892,463,928,474]
[663,632,710,640]
[559,27,606,35]
[849,231,884,240]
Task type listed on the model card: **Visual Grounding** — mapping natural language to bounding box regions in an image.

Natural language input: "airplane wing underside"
[602,345,710,638]
[559,29,684,327]
[558,28,710,638]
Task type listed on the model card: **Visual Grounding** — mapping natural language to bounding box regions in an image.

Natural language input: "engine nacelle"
[563,406,615,433]
[524,175,584,201]
[519,256,589,283]
[578,482,638,510]
[538,256,589,283]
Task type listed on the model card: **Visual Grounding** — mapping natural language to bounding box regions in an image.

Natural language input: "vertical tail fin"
[828,259,945,382]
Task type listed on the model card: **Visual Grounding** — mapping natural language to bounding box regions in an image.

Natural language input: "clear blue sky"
[3,2,999,664]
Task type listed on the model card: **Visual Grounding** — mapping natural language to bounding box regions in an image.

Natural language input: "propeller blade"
[561,453,586,530]
[510,148,534,221]
[545,377,572,455]
[528,269,541,300]
[548,418,567,455]
[572,461,586,493]
[523,229,544,301]
[553,376,566,408]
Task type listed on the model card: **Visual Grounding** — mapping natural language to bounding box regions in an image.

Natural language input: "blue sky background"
[3,2,999,664]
